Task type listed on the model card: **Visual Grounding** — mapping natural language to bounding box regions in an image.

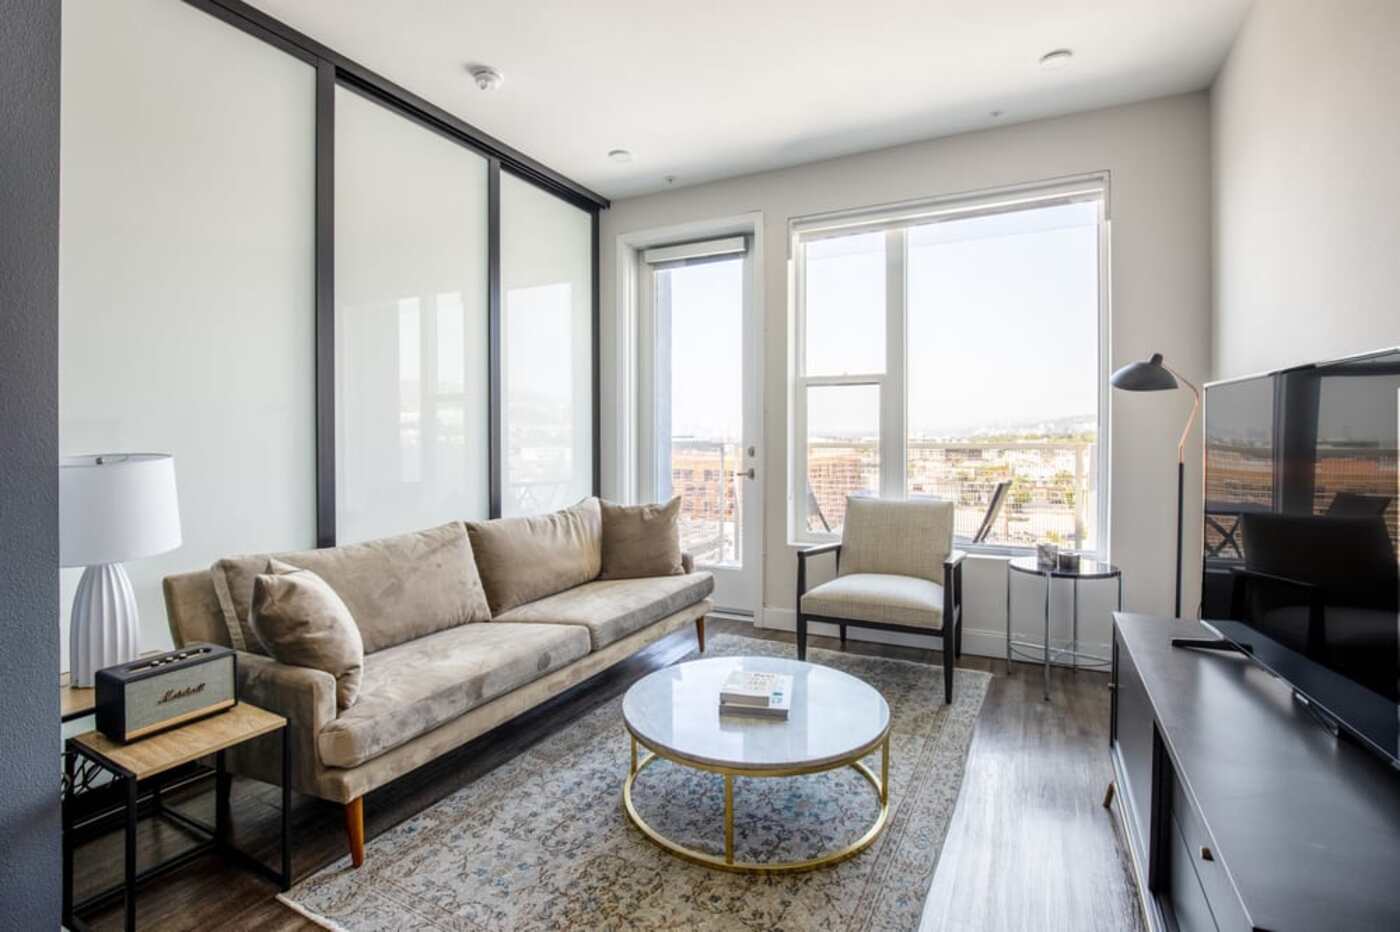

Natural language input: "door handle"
[734,468,756,480]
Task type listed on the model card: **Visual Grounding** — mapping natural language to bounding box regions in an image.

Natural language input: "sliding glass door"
[334,86,490,542]
[60,0,604,665]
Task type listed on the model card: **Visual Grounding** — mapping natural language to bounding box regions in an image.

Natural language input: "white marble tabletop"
[622,656,890,771]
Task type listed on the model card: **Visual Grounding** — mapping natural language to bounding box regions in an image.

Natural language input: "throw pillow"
[600,497,685,579]
[251,559,364,710]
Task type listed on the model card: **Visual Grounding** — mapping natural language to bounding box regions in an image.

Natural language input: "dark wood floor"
[72,619,1143,931]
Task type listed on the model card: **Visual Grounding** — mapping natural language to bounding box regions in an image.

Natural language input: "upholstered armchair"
[796,496,966,703]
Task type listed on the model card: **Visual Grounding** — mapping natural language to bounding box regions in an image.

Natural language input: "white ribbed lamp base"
[69,562,141,687]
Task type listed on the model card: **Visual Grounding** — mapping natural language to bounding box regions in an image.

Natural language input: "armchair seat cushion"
[317,621,590,768]
[495,572,714,650]
[800,573,945,630]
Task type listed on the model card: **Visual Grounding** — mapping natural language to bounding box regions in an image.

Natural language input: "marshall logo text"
[159,683,206,704]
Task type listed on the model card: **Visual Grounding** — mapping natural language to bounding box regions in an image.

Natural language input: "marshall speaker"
[95,643,238,742]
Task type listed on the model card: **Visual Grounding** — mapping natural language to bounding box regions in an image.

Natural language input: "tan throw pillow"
[251,560,364,710]
[467,498,603,615]
[600,497,685,580]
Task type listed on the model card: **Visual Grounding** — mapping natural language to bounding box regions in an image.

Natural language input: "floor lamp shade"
[61,454,182,685]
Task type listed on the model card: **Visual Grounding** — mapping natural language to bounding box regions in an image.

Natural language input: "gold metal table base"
[622,732,891,874]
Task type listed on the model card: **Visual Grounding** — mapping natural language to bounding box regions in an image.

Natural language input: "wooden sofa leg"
[345,797,365,868]
[839,624,847,647]
[695,615,706,653]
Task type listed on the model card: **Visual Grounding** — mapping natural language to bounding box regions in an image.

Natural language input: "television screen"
[1202,348,1400,765]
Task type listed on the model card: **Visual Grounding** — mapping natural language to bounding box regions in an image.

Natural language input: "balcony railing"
[806,438,1097,550]
[669,439,742,565]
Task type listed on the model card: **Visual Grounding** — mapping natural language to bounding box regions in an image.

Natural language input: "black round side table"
[1006,556,1122,700]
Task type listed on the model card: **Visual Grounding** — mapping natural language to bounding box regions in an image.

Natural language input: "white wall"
[601,93,1213,657]
[1212,0,1400,379]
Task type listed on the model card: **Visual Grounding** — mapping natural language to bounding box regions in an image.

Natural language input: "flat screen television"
[1202,347,1400,767]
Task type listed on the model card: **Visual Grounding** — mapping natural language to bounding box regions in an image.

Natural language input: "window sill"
[786,538,1105,563]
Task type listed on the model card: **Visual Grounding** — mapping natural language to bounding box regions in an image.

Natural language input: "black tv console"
[1109,613,1400,931]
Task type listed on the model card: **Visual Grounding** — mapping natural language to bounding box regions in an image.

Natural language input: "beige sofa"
[162,498,712,867]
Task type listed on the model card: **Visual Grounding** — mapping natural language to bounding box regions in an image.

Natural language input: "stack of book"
[719,670,793,720]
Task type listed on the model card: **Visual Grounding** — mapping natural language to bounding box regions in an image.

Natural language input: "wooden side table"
[62,702,292,932]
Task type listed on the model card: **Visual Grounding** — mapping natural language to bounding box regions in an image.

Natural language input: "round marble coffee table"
[621,656,891,873]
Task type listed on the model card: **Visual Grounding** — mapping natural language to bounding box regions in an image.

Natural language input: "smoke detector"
[468,65,504,91]
[608,149,634,164]
[1039,49,1074,70]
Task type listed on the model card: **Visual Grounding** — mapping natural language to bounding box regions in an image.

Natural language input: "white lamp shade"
[60,453,182,567]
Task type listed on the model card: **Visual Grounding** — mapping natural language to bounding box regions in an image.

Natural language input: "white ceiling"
[248,0,1252,200]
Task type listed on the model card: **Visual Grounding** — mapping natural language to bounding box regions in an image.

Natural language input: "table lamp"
[1109,353,1198,619]
[60,453,182,686]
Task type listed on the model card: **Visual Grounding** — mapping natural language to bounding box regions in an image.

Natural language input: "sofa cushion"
[801,573,945,629]
[495,572,714,650]
[317,621,590,768]
[599,497,685,579]
[467,498,602,615]
[251,560,365,710]
[212,521,490,656]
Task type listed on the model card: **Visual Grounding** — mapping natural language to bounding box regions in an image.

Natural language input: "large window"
[792,180,1108,553]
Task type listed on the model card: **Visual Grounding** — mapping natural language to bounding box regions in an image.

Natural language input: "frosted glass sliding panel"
[59,0,316,661]
[334,87,490,541]
[500,174,594,516]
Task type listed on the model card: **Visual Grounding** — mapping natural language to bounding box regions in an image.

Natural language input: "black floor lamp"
[1110,353,1199,619]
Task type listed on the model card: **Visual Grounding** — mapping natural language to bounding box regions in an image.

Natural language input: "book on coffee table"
[719,671,792,719]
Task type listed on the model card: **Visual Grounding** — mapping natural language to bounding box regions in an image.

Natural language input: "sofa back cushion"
[212,521,490,655]
[467,498,602,615]
[839,496,954,584]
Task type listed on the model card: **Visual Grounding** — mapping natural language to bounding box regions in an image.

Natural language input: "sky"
[661,201,1102,442]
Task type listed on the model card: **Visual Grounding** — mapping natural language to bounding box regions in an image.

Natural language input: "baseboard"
[758,608,1109,663]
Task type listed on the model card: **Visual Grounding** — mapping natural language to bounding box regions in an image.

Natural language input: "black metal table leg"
[215,748,230,849]
[125,774,138,932]
[63,744,75,927]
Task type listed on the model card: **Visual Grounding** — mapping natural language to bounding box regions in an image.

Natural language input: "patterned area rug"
[280,632,991,931]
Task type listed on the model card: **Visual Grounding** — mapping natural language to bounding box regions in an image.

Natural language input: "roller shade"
[642,235,747,268]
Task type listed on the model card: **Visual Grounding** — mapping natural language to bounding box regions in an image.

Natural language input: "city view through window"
[797,197,1105,551]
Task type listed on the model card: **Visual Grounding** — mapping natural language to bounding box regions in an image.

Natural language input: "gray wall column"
[0,0,62,925]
